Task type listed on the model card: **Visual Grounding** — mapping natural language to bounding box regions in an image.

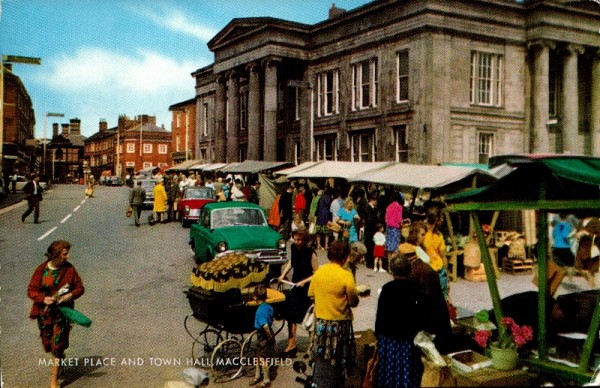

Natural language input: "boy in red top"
[294,184,307,221]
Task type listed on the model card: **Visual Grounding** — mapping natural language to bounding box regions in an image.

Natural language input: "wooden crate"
[502,257,534,273]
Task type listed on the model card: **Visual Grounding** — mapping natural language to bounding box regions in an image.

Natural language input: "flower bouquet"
[473,314,533,370]
[474,316,534,350]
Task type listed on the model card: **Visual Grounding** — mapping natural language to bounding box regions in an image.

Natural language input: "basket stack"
[190,253,268,293]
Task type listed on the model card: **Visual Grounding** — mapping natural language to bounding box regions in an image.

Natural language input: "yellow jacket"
[153,183,168,212]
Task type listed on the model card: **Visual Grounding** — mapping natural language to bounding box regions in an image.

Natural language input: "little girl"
[290,214,305,241]
[373,223,386,272]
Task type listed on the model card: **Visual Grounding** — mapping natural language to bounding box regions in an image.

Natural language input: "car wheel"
[181,217,188,228]
[206,249,214,262]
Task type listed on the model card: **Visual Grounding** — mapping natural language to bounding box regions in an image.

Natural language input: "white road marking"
[37,227,57,241]
[81,199,86,205]
[61,214,72,223]
[73,205,81,212]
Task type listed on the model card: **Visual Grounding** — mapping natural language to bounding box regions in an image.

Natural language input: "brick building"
[169,98,197,164]
[114,115,172,177]
[191,0,600,165]
[83,119,117,179]
[2,64,36,177]
[46,119,86,183]
[84,115,172,179]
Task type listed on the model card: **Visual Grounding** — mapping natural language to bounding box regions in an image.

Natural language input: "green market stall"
[445,155,600,384]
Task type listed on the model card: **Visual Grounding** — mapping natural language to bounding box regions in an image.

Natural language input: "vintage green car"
[189,201,287,265]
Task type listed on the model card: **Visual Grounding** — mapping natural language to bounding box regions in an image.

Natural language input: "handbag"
[58,306,92,327]
[327,220,341,233]
[302,304,315,331]
[126,206,133,218]
[362,343,378,388]
[308,221,316,235]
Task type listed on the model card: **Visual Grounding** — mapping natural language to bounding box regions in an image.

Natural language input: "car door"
[191,207,212,262]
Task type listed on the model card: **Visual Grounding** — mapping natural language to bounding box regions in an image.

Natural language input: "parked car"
[0,178,5,200]
[107,176,123,186]
[178,186,215,227]
[14,175,49,191]
[135,178,157,210]
[189,201,287,266]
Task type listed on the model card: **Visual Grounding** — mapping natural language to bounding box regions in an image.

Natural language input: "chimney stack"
[69,118,81,135]
[61,123,70,136]
[52,123,59,138]
[329,3,347,19]
[99,119,108,133]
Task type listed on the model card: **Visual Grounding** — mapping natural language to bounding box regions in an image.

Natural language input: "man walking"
[22,173,43,223]
[129,181,146,227]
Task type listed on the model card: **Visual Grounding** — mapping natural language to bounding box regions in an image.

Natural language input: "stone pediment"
[208,17,309,51]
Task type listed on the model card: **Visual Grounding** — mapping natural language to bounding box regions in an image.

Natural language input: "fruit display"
[190,253,268,293]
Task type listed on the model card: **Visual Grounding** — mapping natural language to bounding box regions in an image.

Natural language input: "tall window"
[478,132,494,164]
[317,69,339,116]
[127,143,135,153]
[240,91,248,131]
[315,136,337,161]
[394,125,409,162]
[158,144,167,154]
[352,58,378,110]
[203,102,209,136]
[350,131,375,162]
[470,51,503,107]
[143,144,152,154]
[549,61,561,118]
[397,50,409,102]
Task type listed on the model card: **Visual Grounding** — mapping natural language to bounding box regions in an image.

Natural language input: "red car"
[178,186,215,227]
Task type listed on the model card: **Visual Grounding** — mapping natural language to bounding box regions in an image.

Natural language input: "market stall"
[445,154,600,384]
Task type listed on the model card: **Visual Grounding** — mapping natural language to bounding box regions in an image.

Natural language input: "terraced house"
[191,0,600,165]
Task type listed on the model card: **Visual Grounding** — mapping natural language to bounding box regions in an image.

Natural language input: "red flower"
[473,316,533,350]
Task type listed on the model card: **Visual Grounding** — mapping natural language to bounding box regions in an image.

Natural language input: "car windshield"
[141,181,156,190]
[185,188,214,200]
[211,208,267,228]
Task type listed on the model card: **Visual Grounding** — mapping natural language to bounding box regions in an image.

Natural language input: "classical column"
[263,58,280,161]
[561,44,584,153]
[247,62,261,160]
[214,75,226,162]
[529,40,555,153]
[592,49,600,156]
[226,71,240,162]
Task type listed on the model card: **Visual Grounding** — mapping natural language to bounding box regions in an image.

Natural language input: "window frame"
[350,130,375,162]
[316,69,340,117]
[158,144,168,154]
[470,51,503,107]
[478,132,494,164]
[126,143,135,154]
[315,135,337,161]
[396,49,409,103]
[143,143,152,154]
[352,58,378,111]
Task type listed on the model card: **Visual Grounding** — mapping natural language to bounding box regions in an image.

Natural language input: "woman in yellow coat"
[153,180,168,223]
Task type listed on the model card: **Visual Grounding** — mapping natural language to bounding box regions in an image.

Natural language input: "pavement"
[165,247,595,387]
[5,189,592,387]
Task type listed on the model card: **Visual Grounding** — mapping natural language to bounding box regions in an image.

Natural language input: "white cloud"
[40,47,199,93]
[130,5,219,42]
[31,47,210,135]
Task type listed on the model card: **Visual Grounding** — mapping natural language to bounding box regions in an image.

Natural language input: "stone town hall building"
[191,0,600,165]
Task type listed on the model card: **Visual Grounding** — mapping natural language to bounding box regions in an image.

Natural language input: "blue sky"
[1,0,371,138]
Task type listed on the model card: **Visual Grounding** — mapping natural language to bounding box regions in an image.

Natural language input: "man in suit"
[363,191,379,269]
[22,173,43,223]
[129,180,146,227]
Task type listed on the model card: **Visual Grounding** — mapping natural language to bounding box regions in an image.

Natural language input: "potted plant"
[474,315,533,370]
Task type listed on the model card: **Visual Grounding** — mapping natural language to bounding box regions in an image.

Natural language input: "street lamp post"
[43,112,64,176]
[0,55,41,176]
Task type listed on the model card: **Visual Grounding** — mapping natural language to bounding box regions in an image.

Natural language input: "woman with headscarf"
[28,240,85,388]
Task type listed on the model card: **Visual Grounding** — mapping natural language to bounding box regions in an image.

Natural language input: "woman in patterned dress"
[375,252,429,388]
[28,240,85,388]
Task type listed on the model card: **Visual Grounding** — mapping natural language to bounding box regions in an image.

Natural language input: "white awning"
[347,163,496,190]
[286,161,393,179]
